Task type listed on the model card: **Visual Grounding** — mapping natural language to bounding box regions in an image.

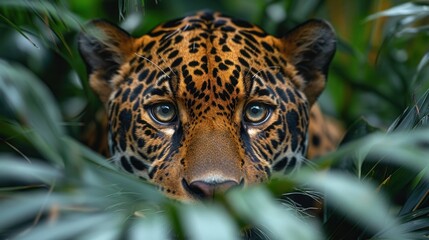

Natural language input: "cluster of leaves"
[0,0,428,239]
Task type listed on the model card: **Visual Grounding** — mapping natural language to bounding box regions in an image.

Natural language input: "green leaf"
[367,131,429,177]
[340,117,380,144]
[0,60,66,166]
[399,178,429,216]
[0,193,62,231]
[0,156,60,184]
[366,2,429,21]
[0,14,38,48]
[388,89,429,132]
[0,0,83,30]
[80,161,166,204]
[15,213,120,240]
[228,187,322,240]
[292,170,401,238]
[412,51,429,86]
[65,137,117,171]
[130,215,170,240]
[118,0,144,21]
[180,204,240,240]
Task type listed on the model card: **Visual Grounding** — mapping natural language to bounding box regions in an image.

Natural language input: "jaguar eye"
[244,102,271,125]
[150,102,177,124]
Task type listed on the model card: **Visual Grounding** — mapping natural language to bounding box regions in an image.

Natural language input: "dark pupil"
[246,103,268,123]
[154,103,175,122]
[159,105,171,114]
[250,106,262,115]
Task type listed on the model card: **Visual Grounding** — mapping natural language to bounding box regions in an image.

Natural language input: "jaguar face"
[78,11,336,201]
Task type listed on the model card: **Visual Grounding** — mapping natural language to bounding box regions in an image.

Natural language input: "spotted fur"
[79,11,338,201]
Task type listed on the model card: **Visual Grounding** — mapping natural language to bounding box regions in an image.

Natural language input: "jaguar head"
[78,12,335,201]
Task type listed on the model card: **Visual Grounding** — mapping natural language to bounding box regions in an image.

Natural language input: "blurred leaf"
[0,0,83,30]
[65,137,117,171]
[376,217,429,239]
[399,177,429,216]
[228,187,322,240]
[388,89,429,132]
[292,170,401,238]
[0,14,38,48]
[180,204,240,240]
[340,117,380,144]
[332,130,429,179]
[366,2,429,21]
[0,0,85,58]
[0,193,62,231]
[79,159,166,204]
[118,0,144,21]
[327,118,380,177]
[401,207,429,223]
[130,215,170,240]
[16,213,120,240]
[412,51,429,86]
[0,156,60,184]
[396,25,429,38]
[0,60,66,166]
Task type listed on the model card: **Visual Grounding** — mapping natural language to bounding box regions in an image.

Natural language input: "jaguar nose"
[183,179,240,199]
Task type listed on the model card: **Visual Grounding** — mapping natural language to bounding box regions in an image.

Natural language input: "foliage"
[0,0,429,239]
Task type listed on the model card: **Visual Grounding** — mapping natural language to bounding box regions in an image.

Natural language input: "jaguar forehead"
[141,22,229,107]
[138,14,290,112]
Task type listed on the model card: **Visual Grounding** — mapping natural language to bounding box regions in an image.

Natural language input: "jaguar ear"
[281,19,336,105]
[78,20,134,103]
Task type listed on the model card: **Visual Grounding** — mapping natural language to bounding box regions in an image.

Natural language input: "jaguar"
[78,11,341,201]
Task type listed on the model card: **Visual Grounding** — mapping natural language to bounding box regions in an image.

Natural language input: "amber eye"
[244,102,271,125]
[150,102,177,124]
